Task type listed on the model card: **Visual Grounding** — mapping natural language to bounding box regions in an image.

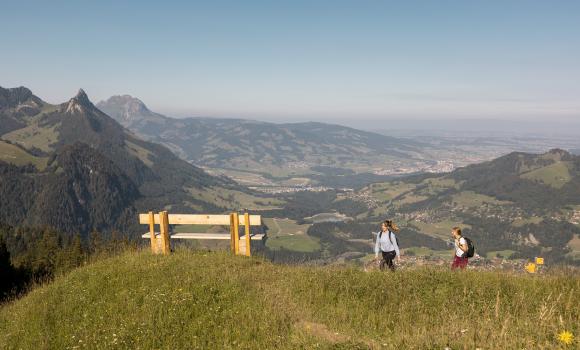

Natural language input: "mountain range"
[2,86,579,264]
[96,95,428,176]
[0,86,261,236]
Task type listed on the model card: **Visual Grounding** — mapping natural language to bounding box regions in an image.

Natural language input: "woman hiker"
[374,220,401,271]
[451,227,469,270]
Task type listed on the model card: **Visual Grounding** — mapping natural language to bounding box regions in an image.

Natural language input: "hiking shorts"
[452,255,469,269]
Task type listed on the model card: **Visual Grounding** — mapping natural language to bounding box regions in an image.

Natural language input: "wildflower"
[558,330,574,345]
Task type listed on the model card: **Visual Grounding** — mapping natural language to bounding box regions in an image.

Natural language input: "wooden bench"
[139,211,262,256]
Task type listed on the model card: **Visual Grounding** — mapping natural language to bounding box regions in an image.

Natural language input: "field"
[0,140,48,169]
[1,250,578,349]
[486,250,517,259]
[451,191,511,207]
[370,182,417,202]
[125,140,154,167]
[512,216,544,227]
[567,234,580,260]
[403,247,450,258]
[398,193,429,205]
[521,161,572,189]
[2,120,60,153]
[411,220,472,240]
[263,218,320,252]
[187,187,284,210]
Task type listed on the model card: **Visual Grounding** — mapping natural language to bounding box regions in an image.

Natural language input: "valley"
[2,86,580,268]
[253,149,580,266]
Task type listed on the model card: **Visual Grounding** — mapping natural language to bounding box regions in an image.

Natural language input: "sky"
[1,0,579,128]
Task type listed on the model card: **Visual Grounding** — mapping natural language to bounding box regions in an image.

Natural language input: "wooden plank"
[159,211,171,255]
[141,232,265,240]
[233,213,240,254]
[229,213,235,253]
[148,211,157,254]
[244,212,251,256]
[139,213,261,226]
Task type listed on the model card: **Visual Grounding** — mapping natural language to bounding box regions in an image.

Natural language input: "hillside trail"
[250,262,382,348]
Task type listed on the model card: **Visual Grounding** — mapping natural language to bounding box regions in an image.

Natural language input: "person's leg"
[386,251,396,271]
[380,251,388,271]
[451,256,460,270]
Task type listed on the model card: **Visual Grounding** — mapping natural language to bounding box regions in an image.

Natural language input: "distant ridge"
[97,95,427,171]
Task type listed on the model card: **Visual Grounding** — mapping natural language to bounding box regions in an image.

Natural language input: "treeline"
[0,223,139,302]
[450,151,580,210]
[261,191,338,221]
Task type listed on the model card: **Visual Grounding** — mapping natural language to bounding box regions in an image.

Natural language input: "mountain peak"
[98,95,150,113]
[542,148,572,162]
[75,88,89,101]
[0,86,43,109]
[96,94,162,126]
[65,88,94,114]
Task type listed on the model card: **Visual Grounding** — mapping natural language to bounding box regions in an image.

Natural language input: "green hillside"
[297,149,580,265]
[1,250,578,349]
[0,86,273,236]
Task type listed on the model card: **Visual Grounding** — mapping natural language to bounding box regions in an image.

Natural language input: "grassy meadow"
[0,140,48,170]
[263,218,320,252]
[0,249,578,349]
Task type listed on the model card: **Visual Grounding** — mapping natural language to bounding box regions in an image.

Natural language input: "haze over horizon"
[2,1,579,129]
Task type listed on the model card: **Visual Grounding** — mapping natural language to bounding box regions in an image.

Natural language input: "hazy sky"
[2,1,579,124]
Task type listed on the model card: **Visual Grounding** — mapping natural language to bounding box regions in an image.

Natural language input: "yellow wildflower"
[558,330,574,345]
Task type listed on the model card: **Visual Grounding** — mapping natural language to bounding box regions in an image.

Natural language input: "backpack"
[461,236,475,258]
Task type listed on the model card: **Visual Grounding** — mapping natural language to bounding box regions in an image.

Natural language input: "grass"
[125,140,154,167]
[2,121,60,153]
[567,234,580,261]
[423,177,458,189]
[397,193,429,205]
[370,182,417,202]
[512,216,544,227]
[0,250,578,349]
[208,168,275,187]
[403,246,450,258]
[187,187,284,210]
[0,140,48,170]
[263,217,312,236]
[263,218,320,252]
[568,234,580,251]
[266,235,321,252]
[451,191,511,207]
[411,220,472,240]
[486,250,517,259]
[520,161,572,189]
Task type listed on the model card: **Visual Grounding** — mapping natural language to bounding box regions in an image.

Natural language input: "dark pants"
[381,250,397,271]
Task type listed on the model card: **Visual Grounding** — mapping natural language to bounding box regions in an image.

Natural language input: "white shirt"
[374,230,400,257]
[455,237,467,257]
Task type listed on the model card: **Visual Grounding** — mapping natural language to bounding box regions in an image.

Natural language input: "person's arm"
[374,232,380,258]
[459,238,468,254]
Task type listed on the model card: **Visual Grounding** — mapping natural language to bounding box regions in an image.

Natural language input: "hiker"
[451,227,469,270]
[374,220,401,271]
